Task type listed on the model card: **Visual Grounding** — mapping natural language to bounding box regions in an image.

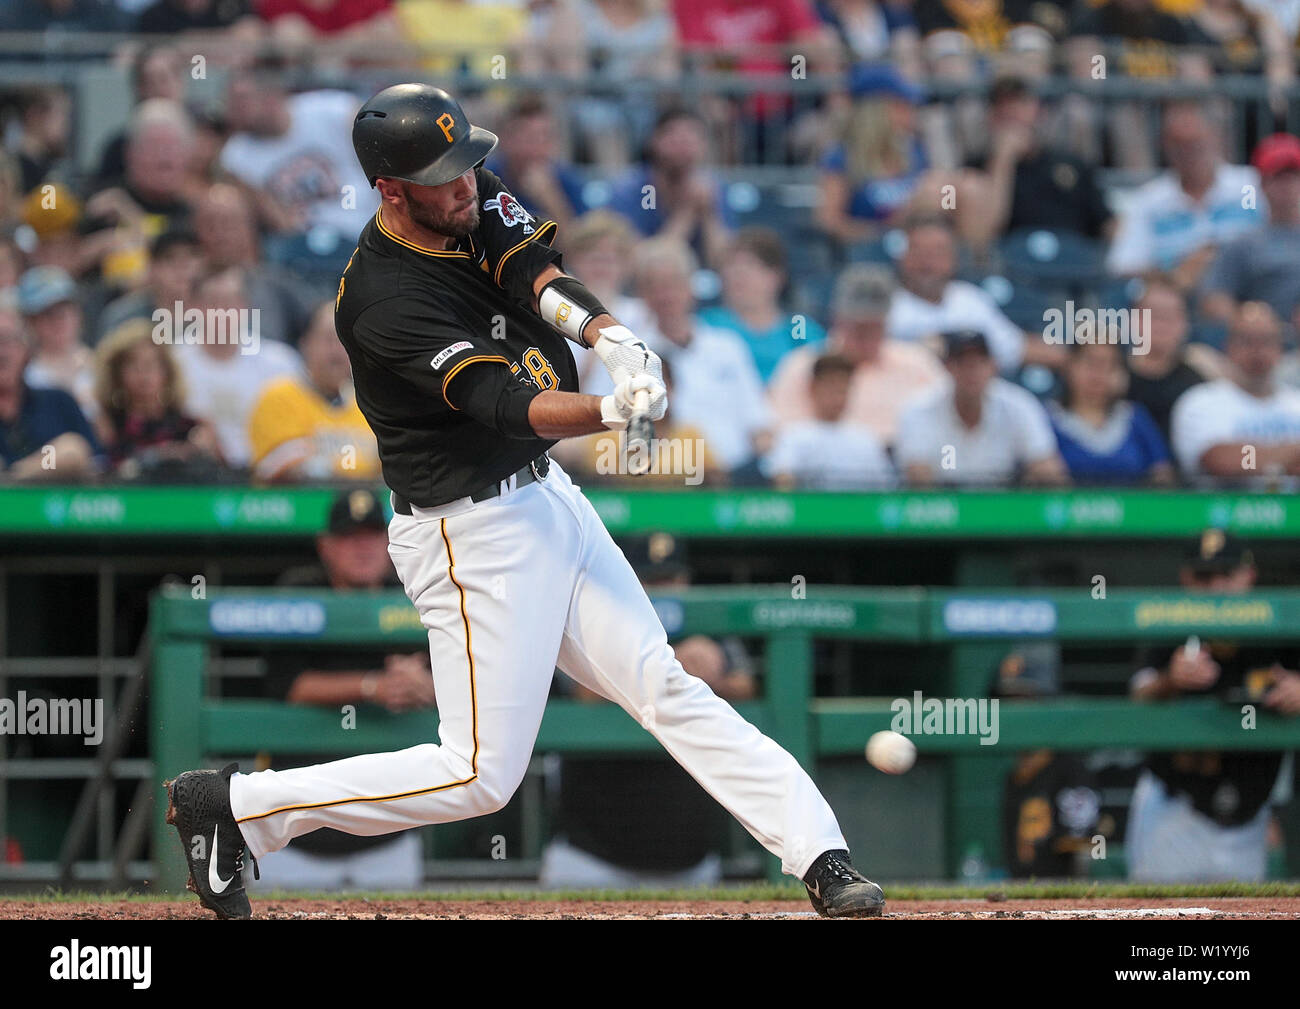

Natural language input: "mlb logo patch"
[431,341,474,369]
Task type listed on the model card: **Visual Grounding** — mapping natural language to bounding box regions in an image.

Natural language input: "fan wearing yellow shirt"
[394,0,528,76]
[248,302,381,482]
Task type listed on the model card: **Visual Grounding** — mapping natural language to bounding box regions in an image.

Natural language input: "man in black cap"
[895,329,1067,486]
[1126,530,1300,881]
[166,84,884,919]
[252,488,434,892]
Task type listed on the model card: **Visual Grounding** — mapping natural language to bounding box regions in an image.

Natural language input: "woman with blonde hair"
[817,65,973,247]
[93,318,221,478]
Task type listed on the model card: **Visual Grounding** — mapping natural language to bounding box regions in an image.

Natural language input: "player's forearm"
[1199,291,1235,322]
[1023,455,1071,486]
[582,312,617,349]
[903,463,935,486]
[1021,338,1067,369]
[527,390,608,439]
[531,264,619,349]
[1200,442,1300,476]
[286,671,380,707]
[699,213,731,271]
[8,432,94,480]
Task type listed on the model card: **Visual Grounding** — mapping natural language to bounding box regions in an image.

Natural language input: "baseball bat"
[625,388,654,476]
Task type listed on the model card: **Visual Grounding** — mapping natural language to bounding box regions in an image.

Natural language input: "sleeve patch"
[484,192,536,234]
[431,340,475,370]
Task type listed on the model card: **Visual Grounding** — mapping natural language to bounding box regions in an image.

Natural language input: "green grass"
[7,880,1300,903]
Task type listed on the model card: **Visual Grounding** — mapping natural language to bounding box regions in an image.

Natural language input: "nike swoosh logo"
[807,879,821,900]
[208,824,234,894]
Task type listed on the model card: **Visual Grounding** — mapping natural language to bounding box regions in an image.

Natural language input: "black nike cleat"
[803,849,885,918]
[163,762,256,919]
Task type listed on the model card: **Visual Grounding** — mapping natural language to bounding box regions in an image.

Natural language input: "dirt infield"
[2,896,1297,920]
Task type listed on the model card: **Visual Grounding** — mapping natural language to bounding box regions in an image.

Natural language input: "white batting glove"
[592,324,664,387]
[600,373,668,431]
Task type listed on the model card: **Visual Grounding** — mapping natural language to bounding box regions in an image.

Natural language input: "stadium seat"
[1094,276,1145,314]
[791,270,837,323]
[980,274,1056,333]
[997,228,1106,297]
[263,228,357,292]
[1014,362,1063,401]
[724,179,822,242]
[1189,317,1229,350]
[845,229,908,267]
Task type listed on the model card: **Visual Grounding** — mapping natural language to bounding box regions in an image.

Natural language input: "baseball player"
[164,84,883,919]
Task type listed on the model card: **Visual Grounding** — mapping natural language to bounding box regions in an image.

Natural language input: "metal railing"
[2,35,1298,168]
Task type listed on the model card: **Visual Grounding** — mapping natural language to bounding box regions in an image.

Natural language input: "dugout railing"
[3,485,1299,885]
[3,484,1299,538]
[148,585,1300,892]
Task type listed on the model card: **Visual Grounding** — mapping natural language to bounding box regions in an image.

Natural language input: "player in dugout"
[1127,530,1300,881]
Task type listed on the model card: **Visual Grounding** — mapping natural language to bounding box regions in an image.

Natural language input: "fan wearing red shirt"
[671,0,834,132]
[258,0,389,32]
[257,0,401,59]
[671,0,828,77]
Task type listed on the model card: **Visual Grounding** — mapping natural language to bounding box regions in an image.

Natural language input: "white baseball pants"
[229,462,846,877]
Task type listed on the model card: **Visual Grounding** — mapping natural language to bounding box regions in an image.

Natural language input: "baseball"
[865,731,916,774]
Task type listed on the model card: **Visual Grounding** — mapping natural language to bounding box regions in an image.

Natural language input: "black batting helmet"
[352,83,498,188]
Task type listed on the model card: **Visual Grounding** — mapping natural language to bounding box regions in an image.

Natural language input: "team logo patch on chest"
[431,340,475,369]
[484,192,535,234]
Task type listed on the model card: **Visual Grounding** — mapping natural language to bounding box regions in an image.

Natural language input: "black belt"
[391,454,549,515]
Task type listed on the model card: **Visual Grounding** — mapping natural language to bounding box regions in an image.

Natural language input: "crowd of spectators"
[3,2,1300,490]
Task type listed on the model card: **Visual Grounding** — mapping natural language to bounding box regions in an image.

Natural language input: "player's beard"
[404,185,480,238]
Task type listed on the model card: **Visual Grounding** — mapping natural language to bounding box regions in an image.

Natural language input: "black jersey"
[334,167,578,507]
[1136,641,1297,825]
[1001,752,1101,878]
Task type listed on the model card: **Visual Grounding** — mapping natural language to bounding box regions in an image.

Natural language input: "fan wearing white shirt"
[895,330,1068,487]
[219,73,377,240]
[630,237,772,475]
[886,217,1062,374]
[177,267,304,468]
[765,353,895,490]
[1171,301,1300,484]
[1106,104,1261,288]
